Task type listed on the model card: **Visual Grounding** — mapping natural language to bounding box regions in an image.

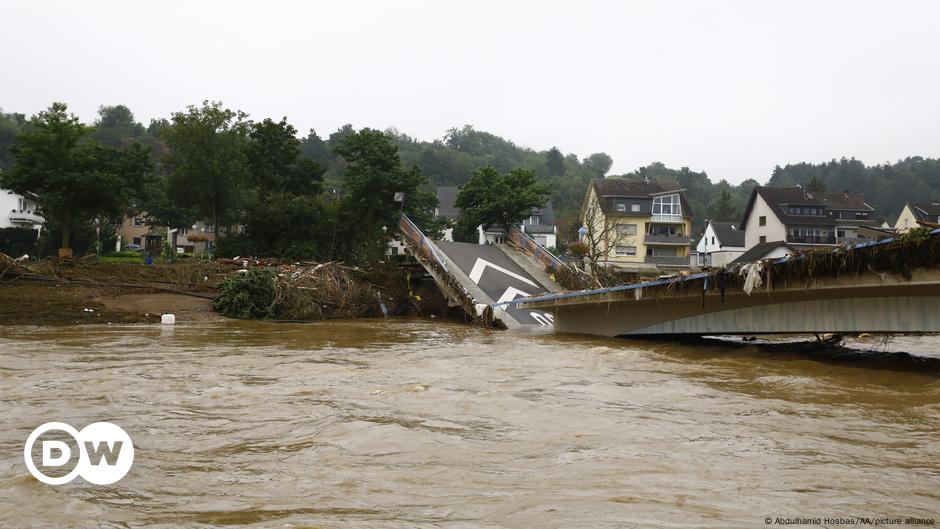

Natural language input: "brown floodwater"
[1,320,939,528]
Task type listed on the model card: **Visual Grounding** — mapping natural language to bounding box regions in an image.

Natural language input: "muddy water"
[1,321,938,528]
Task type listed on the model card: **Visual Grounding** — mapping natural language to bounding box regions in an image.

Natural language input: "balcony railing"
[786,235,837,245]
[8,209,43,224]
[644,233,690,245]
[644,255,690,267]
[650,214,683,223]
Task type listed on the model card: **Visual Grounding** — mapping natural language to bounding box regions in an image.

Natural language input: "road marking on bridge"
[467,259,539,288]
[495,286,531,304]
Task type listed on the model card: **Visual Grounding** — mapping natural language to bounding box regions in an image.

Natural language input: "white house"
[741,186,877,250]
[0,189,44,234]
[695,220,745,267]
[895,200,940,233]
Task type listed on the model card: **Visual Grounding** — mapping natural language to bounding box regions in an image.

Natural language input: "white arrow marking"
[495,286,532,304]
[468,259,538,288]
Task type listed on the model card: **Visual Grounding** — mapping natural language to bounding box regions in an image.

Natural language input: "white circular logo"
[24,422,134,485]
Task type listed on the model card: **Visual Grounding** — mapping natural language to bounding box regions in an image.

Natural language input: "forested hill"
[2,105,938,240]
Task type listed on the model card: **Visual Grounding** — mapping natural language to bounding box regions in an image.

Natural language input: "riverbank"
[0,257,450,325]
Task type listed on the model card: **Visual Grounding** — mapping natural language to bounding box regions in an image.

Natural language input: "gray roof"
[590,178,693,217]
[435,186,460,220]
[908,202,940,224]
[740,187,875,228]
[730,240,794,264]
[710,221,745,247]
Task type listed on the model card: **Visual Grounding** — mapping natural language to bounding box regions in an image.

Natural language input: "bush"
[105,250,144,258]
[0,227,39,256]
[213,268,279,319]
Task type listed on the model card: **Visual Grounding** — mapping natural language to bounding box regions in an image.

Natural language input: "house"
[434,185,558,248]
[480,203,557,248]
[580,178,693,272]
[117,215,218,255]
[895,200,940,232]
[0,189,44,234]
[730,241,795,264]
[695,220,745,267]
[740,187,878,250]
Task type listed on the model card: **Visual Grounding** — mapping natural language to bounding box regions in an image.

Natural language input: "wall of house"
[581,186,691,269]
[895,205,919,233]
[0,190,43,232]
[744,194,786,248]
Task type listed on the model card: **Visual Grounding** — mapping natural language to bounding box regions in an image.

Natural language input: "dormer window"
[651,194,681,221]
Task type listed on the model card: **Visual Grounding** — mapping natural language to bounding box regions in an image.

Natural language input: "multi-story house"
[1,189,44,234]
[580,179,693,272]
[740,187,877,250]
[895,200,940,233]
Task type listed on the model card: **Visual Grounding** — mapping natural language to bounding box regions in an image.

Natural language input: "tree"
[162,101,249,240]
[334,128,439,261]
[583,152,613,176]
[806,174,826,192]
[579,197,631,274]
[1,102,152,254]
[546,146,566,176]
[707,189,738,222]
[0,108,26,171]
[454,166,548,237]
[93,105,145,147]
[234,117,329,258]
[247,118,324,197]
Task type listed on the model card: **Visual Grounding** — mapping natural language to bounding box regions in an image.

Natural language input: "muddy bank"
[0,257,452,326]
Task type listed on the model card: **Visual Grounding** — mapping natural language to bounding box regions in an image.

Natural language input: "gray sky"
[2,0,939,183]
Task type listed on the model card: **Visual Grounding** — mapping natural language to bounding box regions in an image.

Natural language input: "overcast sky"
[2,1,939,183]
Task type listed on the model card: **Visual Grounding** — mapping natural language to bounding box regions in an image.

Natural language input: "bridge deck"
[503,228,940,337]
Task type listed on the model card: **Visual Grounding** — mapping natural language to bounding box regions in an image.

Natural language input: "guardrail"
[399,213,448,273]
[508,226,597,290]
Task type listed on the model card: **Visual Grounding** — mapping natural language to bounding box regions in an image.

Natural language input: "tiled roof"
[730,240,794,264]
[436,186,460,220]
[909,202,940,223]
[710,221,745,247]
[590,178,693,217]
[741,187,874,228]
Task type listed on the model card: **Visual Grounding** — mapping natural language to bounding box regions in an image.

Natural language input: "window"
[711,236,715,245]
[616,202,627,212]
[527,215,541,225]
[758,216,766,226]
[132,237,142,245]
[616,224,637,236]
[837,230,846,238]
[631,203,641,212]
[646,247,678,257]
[615,246,637,256]
[651,194,681,219]
[759,235,767,244]
[133,217,146,227]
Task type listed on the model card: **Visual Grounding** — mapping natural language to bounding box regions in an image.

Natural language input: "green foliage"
[213,268,279,319]
[0,108,26,171]
[162,101,249,239]
[1,102,153,250]
[454,166,549,235]
[583,152,613,176]
[708,189,739,222]
[334,128,440,261]
[546,146,566,176]
[0,227,38,256]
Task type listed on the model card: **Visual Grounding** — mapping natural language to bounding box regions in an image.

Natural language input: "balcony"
[649,214,684,223]
[645,233,690,245]
[8,209,43,225]
[644,255,690,267]
[786,235,837,245]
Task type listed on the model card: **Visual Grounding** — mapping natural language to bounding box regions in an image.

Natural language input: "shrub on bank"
[213,268,279,319]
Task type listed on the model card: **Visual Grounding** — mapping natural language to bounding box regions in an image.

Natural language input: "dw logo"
[23,422,134,485]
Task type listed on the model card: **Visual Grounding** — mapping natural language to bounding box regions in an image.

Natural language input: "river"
[1,320,938,528]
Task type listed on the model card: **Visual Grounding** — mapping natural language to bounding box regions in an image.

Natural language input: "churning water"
[1,320,938,528]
